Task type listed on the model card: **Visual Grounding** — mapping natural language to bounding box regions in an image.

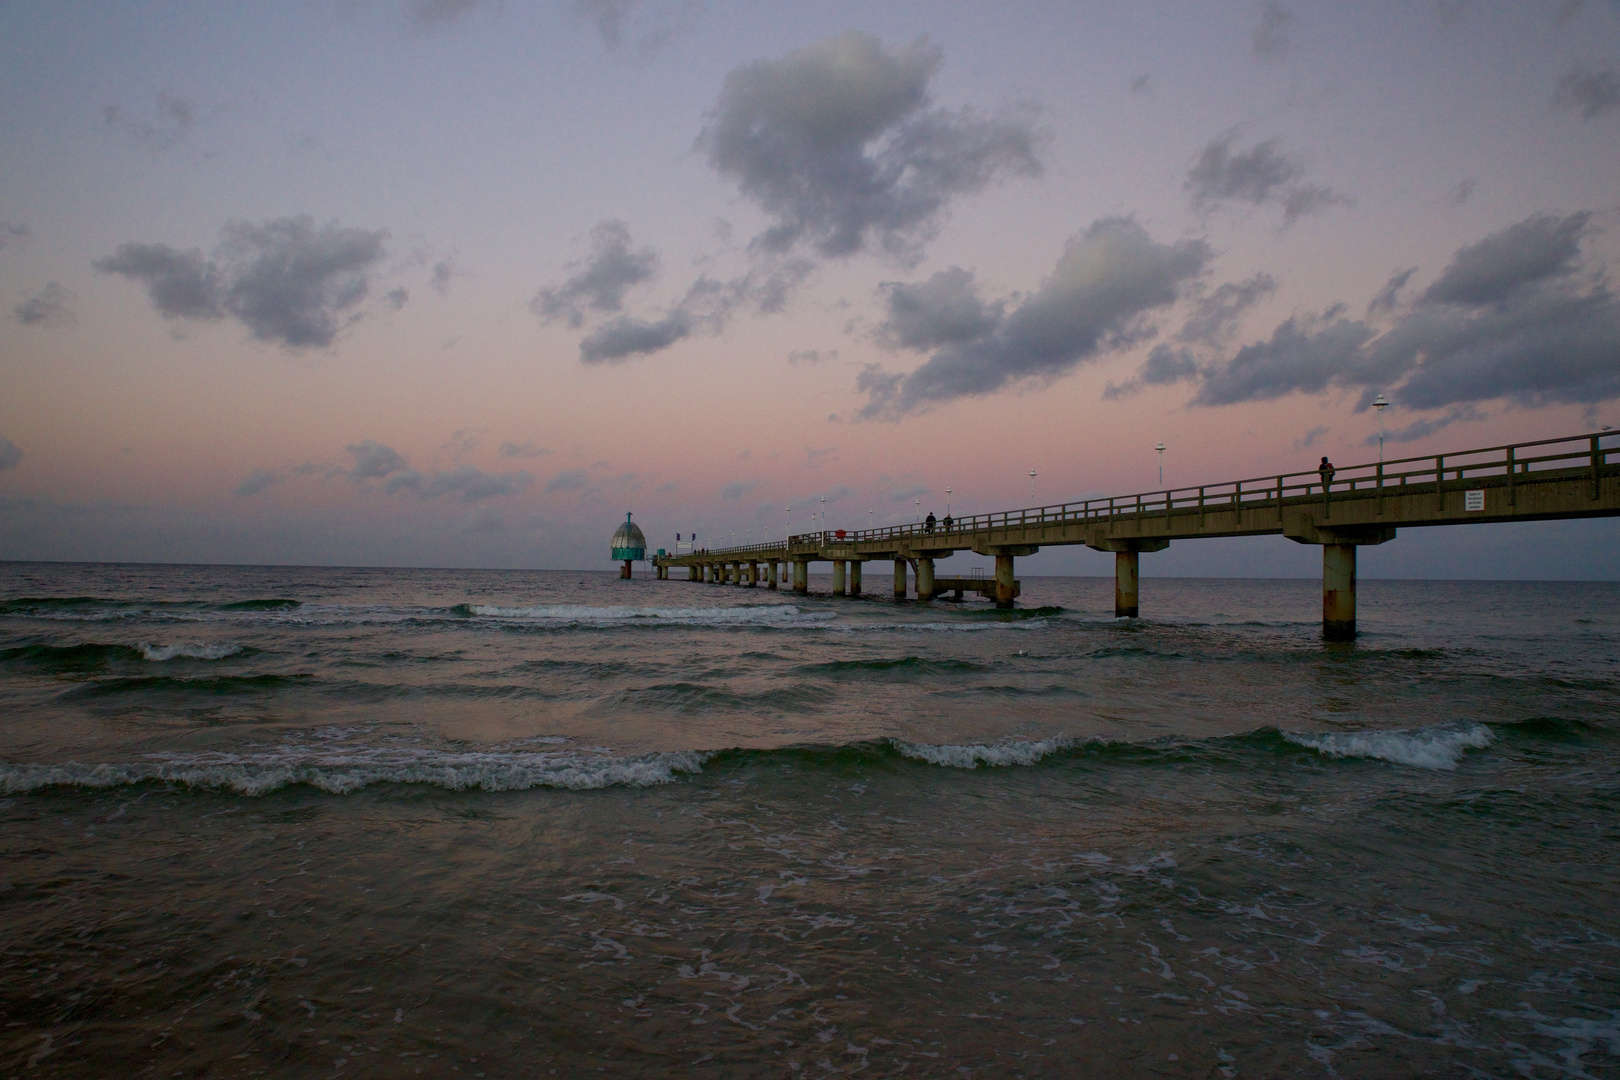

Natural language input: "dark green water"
[2,562,1617,1077]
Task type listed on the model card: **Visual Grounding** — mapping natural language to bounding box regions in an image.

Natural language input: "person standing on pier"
[1319,456,1336,490]
[925,512,936,532]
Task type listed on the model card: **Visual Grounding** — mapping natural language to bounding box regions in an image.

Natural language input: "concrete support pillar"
[767,561,779,590]
[1323,543,1357,641]
[792,560,809,594]
[731,562,742,585]
[917,558,935,602]
[832,560,846,596]
[894,559,908,600]
[690,565,700,581]
[849,561,862,597]
[994,553,1017,609]
[747,560,758,587]
[621,560,632,579]
[1115,550,1139,618]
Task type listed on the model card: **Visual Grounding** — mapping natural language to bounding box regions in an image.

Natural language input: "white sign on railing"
[1465,490,1485,511]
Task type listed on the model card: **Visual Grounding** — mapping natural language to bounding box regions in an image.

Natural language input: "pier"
[652,430,1620,639]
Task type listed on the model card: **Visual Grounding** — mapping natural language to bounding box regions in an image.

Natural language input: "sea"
[1,560,1617,1079]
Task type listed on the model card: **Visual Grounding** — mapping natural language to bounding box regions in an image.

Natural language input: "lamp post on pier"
[946,487,952,516]
[1029,470,1037,500]
[1156,442,1165,486]
[1372,394,1389,462]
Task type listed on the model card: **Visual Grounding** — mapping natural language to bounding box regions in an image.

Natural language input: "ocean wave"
[891,735,1075,769]
[0,747,710,796]
[1282,723,1493,770]
[454,603,834,627]
[137,642,245,661]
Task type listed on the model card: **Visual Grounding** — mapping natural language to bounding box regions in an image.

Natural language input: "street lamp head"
[1372,393,1389,411]
[1155,442,1165,452]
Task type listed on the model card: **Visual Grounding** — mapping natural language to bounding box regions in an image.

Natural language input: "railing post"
[1435,455,1445,511]
[1198,486,1206,527]
[1276,474,1284,522]
[1506,446,1515,507]
[1376,462,1384,515]
[1234,480,1242,525]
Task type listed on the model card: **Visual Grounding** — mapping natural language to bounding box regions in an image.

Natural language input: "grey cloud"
[1102,344,1201,400]
[1252,3,1294,61]
[1420,212,1589,306]
[1366,268,1417,317]
[499,440,552,458]
[572,0,695,56]
[889,484,929,503]
[1178,273,1276,347]
[579,310,692,364]
[698,31,1040,262]
[571,256,812,363]
[547,469,590,493]
[1192,211,1620,413]
[384,287,409,309]
[859,218,1210,418]
[15,282,76,327]
[235,469,283,497]
[1554,64,1620,120]
[1194,310,1375,406]
[0,222,30,252]
[97,215,392,350]
[103,92,196,152]
[877,267,1003,350]
[95,244,222,320]
[1379,405,1484,445]
[386,465,533,502]
[1451,179,1476,205]
[788,349,835,365]
[0,436,22,471]
[720,479,762,500]
[346,439,410,480]
[532,220,659,328]
[463,507,506,534]
[430,259,453,294]
[1186,136,1348,224]
[407,0,484,31]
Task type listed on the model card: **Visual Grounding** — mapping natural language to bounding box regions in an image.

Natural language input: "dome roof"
[611,513,647,560]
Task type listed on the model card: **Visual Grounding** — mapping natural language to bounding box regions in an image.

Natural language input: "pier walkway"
[652,430,1620,639]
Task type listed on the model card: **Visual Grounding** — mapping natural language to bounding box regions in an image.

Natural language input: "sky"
[2,0,1618,578]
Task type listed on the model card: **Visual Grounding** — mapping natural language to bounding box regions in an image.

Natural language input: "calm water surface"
[2,562,1617,1077]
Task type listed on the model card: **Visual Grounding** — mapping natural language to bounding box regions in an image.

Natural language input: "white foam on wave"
[0,747,709,797]
[1283,722,1493,770]
[892,735,1073,769]
[464,603,833,626]
[138,642,244,662]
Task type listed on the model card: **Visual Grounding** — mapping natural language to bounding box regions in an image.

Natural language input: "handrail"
[664,429,1617,559]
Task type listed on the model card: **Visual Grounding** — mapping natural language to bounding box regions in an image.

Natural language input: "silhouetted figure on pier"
[1318,456,1336,490]
[925,512,936,532]
[942,514,953,531]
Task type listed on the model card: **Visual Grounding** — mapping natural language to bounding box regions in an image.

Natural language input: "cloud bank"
[97,215,393,350]
[0,436,22,471]
[858,218,1210,418]
[1191,211,1620,413]
[698,31,1040,262]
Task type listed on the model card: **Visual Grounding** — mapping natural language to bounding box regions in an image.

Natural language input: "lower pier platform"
[928,576,1019,602]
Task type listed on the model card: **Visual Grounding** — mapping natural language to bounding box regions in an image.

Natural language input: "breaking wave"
[891,735,1077,769]
[1,747,710,796]
[1282,722,1494,770]
[452,603,833,627]
[137,642,245,661]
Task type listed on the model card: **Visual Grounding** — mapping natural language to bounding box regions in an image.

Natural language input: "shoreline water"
[2,563,1616,1077]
